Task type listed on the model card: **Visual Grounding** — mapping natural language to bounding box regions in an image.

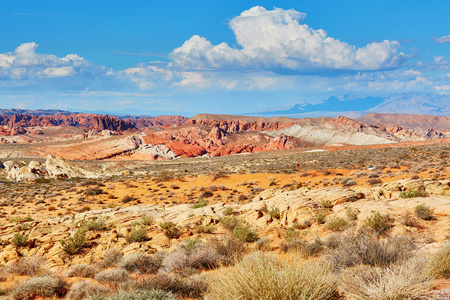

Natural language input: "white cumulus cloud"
[0,42,98,80]
[435,35,450,43]
[170,6,407,73]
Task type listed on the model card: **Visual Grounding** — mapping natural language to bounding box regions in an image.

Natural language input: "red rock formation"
[124,116,188,128]
[91,115,136,132]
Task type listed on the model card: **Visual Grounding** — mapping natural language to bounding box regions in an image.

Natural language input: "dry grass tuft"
[425,244,450,279]
[206,252,341,300]
[341,258,433,300]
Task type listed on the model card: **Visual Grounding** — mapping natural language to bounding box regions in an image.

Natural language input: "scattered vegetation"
[206,253,341,300]
[414,203,434,220]
[364,211,393,233]
[326,216,348,232]
[60,229,86,255]
[400,187,429,198]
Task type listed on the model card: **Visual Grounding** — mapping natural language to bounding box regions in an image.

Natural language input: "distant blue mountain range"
[254,92,450,117]
[258,96,383,115]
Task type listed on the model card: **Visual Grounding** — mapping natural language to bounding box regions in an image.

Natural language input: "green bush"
[316,212,326,224]
[140,215,154,226]
[399,187,428,198]
[345,207,358,221]
[81,217,108,231]
[60,229,86,255]
[364,212,393,233]
[11,233,28,248]
[126,227,148,243]
[326,216,348,232]
[268,207,281,219]
[159,222,181,239]
[192,199,208,209]
[222,207,234,216]
[414,204,434,220]
[233,226,259,243]
[219,216,241,231]
[194,224,216,234]
[321,200,333,209]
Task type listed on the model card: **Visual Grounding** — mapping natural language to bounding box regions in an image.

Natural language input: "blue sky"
[1,0,449,116]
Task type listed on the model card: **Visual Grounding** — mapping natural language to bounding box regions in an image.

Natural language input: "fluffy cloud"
[170,6,407,73]
[121,62,182,90]
[435,35,450,43]
[0,42,106,81]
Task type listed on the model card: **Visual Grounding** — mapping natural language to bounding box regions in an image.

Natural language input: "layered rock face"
[0,113,187,135]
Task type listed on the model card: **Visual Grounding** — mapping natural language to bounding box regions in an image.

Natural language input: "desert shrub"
[136,273,208,298]
[94,268,130,289]
[126,227,148,243]
[64,263,97,278]
[100,248,123,268]
[282,237,323,258]
[368,178,382,185]
[326,229,415,270]
[6,255,47,276]
[12,276,68,300]
[60,229,86,255]
[162,240,221,272]
[205,237,246,265]
[233,225,259,242]
[343,179,357,186]
[159,222,181,239]
[67,280,110,300]
[194,224,216,234]
[199,191,213,199]
[414,203,434,220]
[364,212,393,233]
[206,252,340,300]
[326,216,348,232]
[192,199,208,209]
[81,217,108,231]
[11,233,28,248]
[321,200,333,209]
[256,237,272,251]
[121,195,137,204]
[399,187,428,198]
[140,215,154,226]
[8,216,33,223]
[341,258,432,299]
[88,288,177,300]
[425,244,450,278]
[316,212,326,224]
[84,187,104,196]
[345,207,358,221]
[119,253,164,274]
[268,207,281,219]
[400,212,420,228]
[222,206,234,216]
[219,215,241,231]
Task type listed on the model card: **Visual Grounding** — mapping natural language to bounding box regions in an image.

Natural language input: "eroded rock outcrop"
[5,155,96,181]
